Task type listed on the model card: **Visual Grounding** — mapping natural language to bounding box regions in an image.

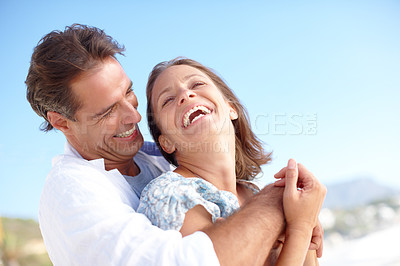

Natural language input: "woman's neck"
[175,138,237,194]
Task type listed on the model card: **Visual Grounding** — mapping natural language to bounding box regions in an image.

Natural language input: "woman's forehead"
[156,65,208,85]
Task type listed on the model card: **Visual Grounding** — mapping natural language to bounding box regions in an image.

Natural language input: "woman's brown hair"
[146,57,271,180]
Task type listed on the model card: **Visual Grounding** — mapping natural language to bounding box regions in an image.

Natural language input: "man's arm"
[40,159,220,266]
[44,153,283,266]
[203,184,285,266]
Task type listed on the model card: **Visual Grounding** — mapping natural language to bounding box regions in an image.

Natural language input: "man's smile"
[114,125,136,138]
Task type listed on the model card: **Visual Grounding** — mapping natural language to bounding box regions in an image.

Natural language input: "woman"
[138,58,326,265]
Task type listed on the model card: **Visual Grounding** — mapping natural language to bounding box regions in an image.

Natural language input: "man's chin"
[115,135,144,157]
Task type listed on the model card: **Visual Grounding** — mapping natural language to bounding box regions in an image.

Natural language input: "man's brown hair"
[26,24,125,131]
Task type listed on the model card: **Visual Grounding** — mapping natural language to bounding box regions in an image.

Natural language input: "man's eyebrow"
[92,81,133,119]
[91,103,117,119]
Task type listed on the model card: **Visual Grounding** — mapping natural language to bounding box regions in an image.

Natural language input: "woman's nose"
[178,89,196,105]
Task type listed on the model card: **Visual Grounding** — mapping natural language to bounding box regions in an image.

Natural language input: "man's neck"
[105,158,140,176]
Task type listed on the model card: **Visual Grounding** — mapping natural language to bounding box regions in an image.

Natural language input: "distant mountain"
[323,177,400,209]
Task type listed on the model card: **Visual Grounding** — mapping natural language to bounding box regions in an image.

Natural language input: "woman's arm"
[180,205,213,237]
[304,250,319,266]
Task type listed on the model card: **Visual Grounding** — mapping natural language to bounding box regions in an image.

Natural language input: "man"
[26,24,320,265]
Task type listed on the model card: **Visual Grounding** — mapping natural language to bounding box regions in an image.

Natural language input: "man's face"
[66,57,144,163]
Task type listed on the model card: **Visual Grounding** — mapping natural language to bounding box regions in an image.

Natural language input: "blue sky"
[1,0,399,219]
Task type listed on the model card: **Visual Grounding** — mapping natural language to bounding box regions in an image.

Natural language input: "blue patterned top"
[137,171,258,231]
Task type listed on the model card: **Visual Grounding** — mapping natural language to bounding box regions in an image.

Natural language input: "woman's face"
[151,65,237,154]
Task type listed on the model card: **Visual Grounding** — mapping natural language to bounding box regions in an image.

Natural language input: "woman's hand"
[273,159,326,265]
[275,159,326,233]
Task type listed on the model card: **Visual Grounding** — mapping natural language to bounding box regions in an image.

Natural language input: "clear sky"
[0,0,399,219]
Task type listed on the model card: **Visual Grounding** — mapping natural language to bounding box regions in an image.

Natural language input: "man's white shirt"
[38,142,219,265]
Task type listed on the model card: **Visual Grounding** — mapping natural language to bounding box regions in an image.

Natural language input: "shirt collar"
[64,141,83,158]
[57,141,106,170]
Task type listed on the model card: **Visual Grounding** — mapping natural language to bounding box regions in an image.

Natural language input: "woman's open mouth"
[182,105,212,128]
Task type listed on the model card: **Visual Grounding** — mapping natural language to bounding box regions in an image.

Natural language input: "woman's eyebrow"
[184,74,204,80]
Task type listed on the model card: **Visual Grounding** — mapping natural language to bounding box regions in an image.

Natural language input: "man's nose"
[178,88,196,105]
[120,102,141,125]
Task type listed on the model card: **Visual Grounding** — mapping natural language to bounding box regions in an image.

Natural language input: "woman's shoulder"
[146,170,182,186]
[143,171,219,194]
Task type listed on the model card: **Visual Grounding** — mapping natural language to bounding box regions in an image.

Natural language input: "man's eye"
[102,111,112,119]
[126,87,133,95]
[162,97,174,107]
[102,107,115,119]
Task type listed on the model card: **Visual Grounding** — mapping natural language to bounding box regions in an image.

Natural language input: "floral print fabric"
[137,171,242,231]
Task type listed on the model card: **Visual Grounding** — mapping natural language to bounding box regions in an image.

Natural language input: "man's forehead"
[70,58,130,115]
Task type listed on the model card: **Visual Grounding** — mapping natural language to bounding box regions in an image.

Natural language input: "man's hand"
[310,221,324,258]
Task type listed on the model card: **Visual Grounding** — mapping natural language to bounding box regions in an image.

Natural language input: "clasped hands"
[274,159,327,258]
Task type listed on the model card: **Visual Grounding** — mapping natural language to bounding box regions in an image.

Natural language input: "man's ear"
[47,111,73,135]
[229,106,238,120]
[158,135,176,154]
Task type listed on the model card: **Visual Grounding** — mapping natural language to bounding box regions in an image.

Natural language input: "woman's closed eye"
[191,81,205,89]
[162,96,175,107]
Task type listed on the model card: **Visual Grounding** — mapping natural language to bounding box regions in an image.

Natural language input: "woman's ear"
[229,107,238,120]
[158,135,176,154]
[47,111,73,134]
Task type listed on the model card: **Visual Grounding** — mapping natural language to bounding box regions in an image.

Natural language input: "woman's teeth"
[183,106,211,128]
[115,126,136,138]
